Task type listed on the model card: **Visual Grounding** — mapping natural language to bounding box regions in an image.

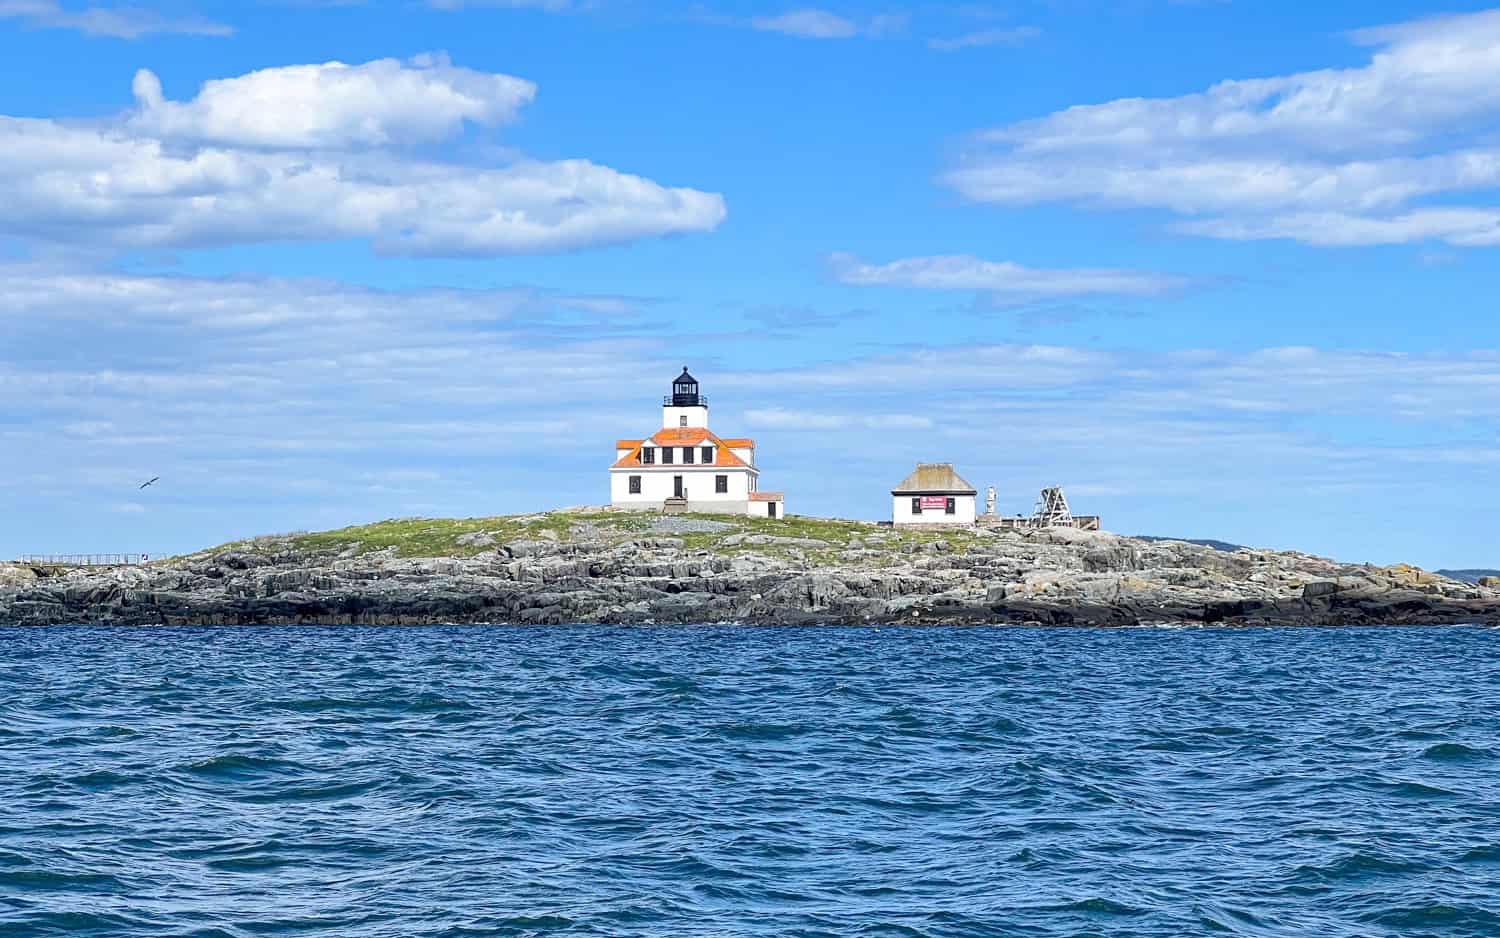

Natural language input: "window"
[662,447,674,464]
[912,497,922,515]
[702,446,715,464]
[946,497,956,515]
[642,447,655,465]
[716,475,728,494]
[628,475,642,494]
[683,447,695,464]
[679,416,688,427]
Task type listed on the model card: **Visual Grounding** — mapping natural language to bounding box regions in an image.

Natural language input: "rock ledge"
[3,512,1496,627]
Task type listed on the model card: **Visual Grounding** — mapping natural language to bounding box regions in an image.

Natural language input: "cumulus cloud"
[127,56,535,148]
[0,57,726,256]
[827,251,1188,299]
[944,8,1500,247]
[0,0,231,37]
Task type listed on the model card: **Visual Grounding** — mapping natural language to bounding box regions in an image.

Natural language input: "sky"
[1,0,1498,569]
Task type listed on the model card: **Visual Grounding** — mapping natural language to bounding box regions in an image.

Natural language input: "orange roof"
[615,439,643,449]
[749,491,783,502]
[650,428,714,446]
[720,438,754,448]
[610,428,754,470]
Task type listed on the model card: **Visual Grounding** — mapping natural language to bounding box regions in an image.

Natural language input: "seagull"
[139,477,160,490]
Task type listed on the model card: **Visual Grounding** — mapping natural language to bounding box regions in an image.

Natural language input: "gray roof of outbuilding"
[891,463,977,495]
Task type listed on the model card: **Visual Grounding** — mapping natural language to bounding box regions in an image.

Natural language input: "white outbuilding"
[891,463,977,525]
[609,368,785,518]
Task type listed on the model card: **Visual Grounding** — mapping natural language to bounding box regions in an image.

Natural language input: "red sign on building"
[919,496,949,510]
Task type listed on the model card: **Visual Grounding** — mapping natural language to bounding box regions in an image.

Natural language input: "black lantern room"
[669,366,704,407]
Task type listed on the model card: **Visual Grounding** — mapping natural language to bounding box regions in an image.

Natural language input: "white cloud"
[1175,208,1500,247]
[3,263,1498,563]
[0,0,231,37]
[928,26,1038,52]
[128,56,536,148]
[743,408,934,430]
[734,7,905,40]
[0,57,726,255]
[750,8,857,38]
[827,251,1187,298]
[721,344,1115,392]
[0,263,653,330]
[944,8,1500,247]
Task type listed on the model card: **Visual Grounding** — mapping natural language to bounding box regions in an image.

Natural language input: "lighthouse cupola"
[671,367,701,406]
[663,366,709,429]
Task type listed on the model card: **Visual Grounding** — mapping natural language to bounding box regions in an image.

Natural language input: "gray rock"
[0,564,38,588]
[4,519,1496,628]
[722,534,830,548]
[649,517,734,535]
[1083,544,1143,573]
[503,539,555,559]
[1304,580,1339,599]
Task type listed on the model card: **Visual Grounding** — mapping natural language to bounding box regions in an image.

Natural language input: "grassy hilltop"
[204,509,967,565]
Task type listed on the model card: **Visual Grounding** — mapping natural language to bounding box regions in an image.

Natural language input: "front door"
[768,502,777,518]
[673,475,684,498]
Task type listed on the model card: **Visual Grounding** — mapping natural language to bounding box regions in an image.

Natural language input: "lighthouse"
[609,367,785,518]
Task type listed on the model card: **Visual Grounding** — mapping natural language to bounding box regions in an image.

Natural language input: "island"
[3,509,1497,627]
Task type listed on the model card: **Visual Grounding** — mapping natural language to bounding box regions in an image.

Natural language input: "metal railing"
[18,554,153,567]
[663,395,708,406]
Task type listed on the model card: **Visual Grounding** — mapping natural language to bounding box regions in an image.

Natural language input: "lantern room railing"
[664,394,707,406]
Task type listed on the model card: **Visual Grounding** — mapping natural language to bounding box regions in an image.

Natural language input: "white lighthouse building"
[609,368,785,518]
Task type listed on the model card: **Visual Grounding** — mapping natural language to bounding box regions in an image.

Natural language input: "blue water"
[2,626,1499,937]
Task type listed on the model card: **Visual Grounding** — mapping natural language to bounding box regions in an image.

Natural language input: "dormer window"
[683,447,695,464]
[702,446,714,464]
[662,447,674,464]
[642,447,655,465]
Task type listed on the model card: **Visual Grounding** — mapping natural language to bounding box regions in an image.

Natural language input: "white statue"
[985,486,997,516]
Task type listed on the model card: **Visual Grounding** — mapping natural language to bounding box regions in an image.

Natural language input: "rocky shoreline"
[2,510,1497,627]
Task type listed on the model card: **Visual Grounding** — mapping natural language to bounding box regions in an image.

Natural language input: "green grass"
[195,509,990,563]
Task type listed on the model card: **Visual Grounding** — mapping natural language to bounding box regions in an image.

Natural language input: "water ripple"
[2,624,1499,936]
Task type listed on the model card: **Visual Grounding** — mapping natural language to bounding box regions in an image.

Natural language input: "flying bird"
[139,477,159,490]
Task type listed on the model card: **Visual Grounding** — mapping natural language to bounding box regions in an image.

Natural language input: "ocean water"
[2,625,1499,937]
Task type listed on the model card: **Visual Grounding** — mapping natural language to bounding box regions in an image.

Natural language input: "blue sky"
[1,0,1498,568]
